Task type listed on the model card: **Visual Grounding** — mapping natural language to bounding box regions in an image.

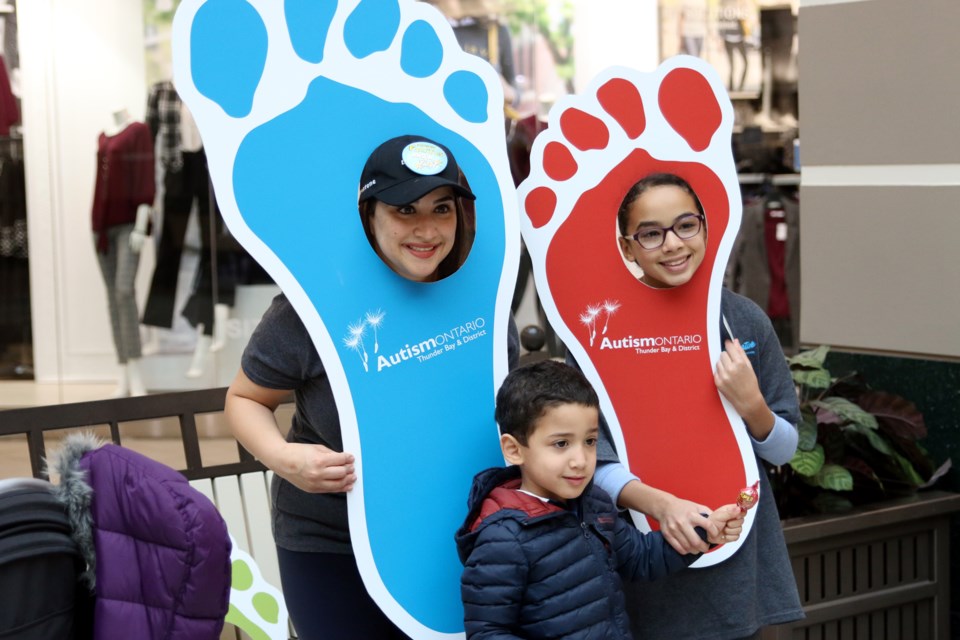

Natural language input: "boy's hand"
[706,504,745,545]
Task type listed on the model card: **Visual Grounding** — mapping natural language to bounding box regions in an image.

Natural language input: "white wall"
[19,0,151,382]
[573,0,659,91]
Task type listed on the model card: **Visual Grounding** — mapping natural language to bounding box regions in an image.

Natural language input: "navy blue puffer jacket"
[456,466,700,640]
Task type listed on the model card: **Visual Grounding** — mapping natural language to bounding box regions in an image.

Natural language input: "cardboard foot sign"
[518,57,758,566]
[172,0,519,636]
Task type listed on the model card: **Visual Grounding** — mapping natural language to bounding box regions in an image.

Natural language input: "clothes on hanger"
[91,121,154,254]
[726,180,800,351]
[0,56,17,136]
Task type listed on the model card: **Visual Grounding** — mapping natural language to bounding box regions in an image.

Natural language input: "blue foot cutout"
[190,0,266,118]
[175,0,517,636]
[344,0,401,59]
[285,0,336,63]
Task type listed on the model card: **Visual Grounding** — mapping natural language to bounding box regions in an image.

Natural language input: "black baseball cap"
[358,135,476,206]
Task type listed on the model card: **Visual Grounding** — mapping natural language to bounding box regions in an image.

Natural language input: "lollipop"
[736,480,760,513]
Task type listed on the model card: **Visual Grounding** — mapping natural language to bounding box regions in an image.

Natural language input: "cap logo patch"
[402,142,448,176]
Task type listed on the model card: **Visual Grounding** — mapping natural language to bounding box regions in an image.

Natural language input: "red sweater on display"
[91,121,155,253]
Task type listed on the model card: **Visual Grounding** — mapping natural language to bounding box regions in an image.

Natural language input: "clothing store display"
[91,122,155,254]
[141,148,214,329]
[146,80,184,171]
[0,147,28,375]
[95,224,143,364]
[726,191,800,351]
[90,121,154,367]
[143,81,262,340]
[0,55,17,136]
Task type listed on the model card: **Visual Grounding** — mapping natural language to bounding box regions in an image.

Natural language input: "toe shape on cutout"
[344,0,401,59]
[401,20,443,78]
[444,71,489,124]
[285,0,337,63]
[560,108,609,151]
[191,0,267,118]
[544,141,577,181]
[526,187,557,229]
[659,68,722,152]
[598,78,646,139]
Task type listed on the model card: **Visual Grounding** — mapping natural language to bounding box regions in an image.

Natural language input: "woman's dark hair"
[359,186,474,281]
[617,173,705,236]
[495,360,599,446]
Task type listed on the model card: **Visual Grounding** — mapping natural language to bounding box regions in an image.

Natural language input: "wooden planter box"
[762,491,960,640]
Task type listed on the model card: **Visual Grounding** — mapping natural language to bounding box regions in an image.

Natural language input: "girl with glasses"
[598,172,803,639]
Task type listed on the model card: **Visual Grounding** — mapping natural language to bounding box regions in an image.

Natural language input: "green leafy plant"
[765,346,951,518]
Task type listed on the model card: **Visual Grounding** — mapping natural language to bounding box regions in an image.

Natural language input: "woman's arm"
[225,369,356,494]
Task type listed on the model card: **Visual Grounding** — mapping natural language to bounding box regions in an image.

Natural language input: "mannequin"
[141,83,234,375]
[92,107,155,397]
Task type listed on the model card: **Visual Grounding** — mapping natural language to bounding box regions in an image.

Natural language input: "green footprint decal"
[225,537,288,639]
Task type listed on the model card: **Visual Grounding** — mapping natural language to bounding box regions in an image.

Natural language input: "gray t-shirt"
[241,293,520,554]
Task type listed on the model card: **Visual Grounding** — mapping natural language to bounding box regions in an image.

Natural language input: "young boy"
[456,360,743,640]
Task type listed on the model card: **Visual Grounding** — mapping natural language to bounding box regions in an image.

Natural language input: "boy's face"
[503,403,599,502]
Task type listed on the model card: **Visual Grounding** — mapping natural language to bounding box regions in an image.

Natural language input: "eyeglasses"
[626,213,705,250]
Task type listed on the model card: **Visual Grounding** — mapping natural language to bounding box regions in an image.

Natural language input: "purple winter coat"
[67,441,231,639]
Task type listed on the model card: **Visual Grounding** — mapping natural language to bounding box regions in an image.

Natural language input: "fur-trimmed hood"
[47,432,232,640]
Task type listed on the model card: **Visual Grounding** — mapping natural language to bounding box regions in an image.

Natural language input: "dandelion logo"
[344,310,388,372]
[600,299,620,335]
[365,309,385,354]
[581,300,620,346]
[580,304,601,346]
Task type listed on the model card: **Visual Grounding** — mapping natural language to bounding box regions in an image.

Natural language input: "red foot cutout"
[519,60,749,566]
[559,108,609,151]
[598,78,645,139]
[525,187,557,229]
[660,68,722,152]
[544,142,577,181]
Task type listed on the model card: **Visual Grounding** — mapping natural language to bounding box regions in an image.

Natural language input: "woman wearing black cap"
[358,135,477,282]
[224,135,518,640]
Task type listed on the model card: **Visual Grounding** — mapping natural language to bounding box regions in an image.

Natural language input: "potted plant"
[765,345,951,518]
[760,346,960,640]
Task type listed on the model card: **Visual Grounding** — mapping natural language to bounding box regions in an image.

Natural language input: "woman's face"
[369,187,458,282]
[618,185,706,289]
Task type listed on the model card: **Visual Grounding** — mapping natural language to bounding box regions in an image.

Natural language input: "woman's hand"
[275,442,357,494]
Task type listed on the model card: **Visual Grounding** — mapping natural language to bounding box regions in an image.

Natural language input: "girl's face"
[618,185,706,289]
[369,187,458,282]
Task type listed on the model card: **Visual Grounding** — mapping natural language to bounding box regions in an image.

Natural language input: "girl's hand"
[715,339,774,437]
[275,442,357,494]
[654,496,718,555]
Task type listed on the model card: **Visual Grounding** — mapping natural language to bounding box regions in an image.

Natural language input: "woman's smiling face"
[369,186,458,282]
[618,184,706,289]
